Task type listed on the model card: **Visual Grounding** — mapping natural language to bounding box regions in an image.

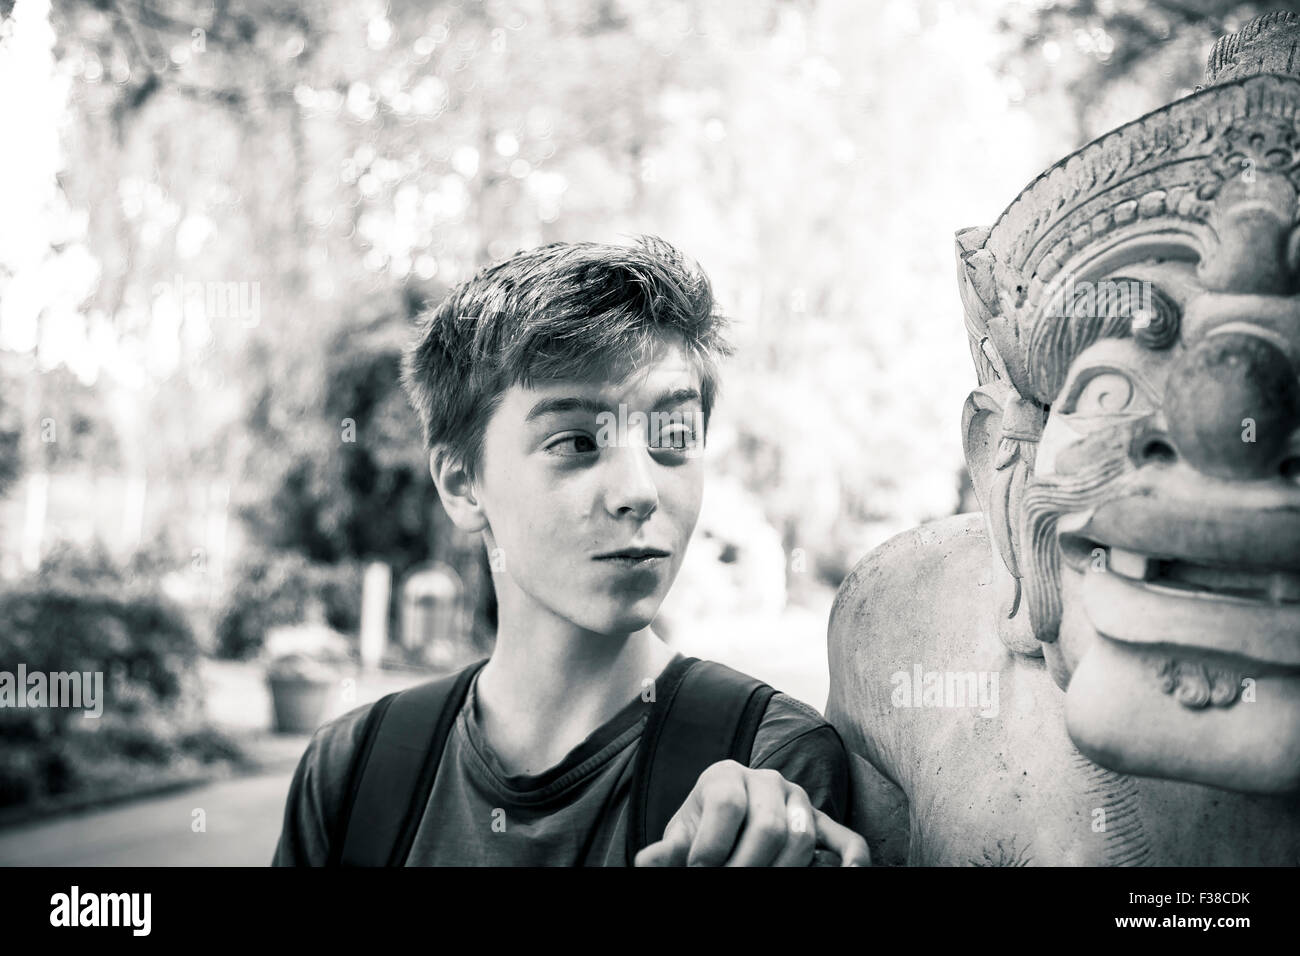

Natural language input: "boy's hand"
[633,760,871,867]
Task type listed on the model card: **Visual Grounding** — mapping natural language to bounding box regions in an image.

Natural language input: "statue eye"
[1064,368,1149,417]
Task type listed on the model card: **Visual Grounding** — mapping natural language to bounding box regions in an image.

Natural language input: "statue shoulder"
[824,513,992,863]
[829,512,990,657]
[826,512,992,765]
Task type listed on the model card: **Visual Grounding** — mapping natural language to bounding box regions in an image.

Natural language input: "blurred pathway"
[0,663,436,866]
[0,620,833,867]
[0,767,297,866]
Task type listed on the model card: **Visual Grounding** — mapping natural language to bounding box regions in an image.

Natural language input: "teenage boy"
[273,237,869,867]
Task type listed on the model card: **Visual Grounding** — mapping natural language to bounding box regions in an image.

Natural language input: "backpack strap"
[330,659,487,867]
[625,656,778,864]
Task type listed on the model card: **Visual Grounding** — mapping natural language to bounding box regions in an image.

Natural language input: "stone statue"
[827,11,1300,866]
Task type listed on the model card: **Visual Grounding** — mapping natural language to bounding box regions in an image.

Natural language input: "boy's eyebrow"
[651,387,701,411]
[525,396,608,422]
[525,388,701,423]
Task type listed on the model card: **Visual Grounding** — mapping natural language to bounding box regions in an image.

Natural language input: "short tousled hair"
[401,236,731,477]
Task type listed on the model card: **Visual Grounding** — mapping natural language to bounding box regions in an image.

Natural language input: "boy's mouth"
[592,547,671,568]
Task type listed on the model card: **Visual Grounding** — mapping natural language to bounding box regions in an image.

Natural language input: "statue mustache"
[1021,440,1133,645]
[1020,436,1243,708]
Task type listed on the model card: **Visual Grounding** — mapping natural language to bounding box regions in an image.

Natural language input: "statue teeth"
[1109,548,1153,580]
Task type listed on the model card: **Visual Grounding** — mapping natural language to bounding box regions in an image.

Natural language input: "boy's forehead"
[513,339,703,408]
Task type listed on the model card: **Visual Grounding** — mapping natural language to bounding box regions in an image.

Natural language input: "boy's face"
[474,337,706,637]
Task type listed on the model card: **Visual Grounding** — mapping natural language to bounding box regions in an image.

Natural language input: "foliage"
[30,364,124,472]
[229,308,491,655]
[0,543,241,809]
[212,549,364,659]
[0,715,246,809]
[237,313,441,569]
[11,0,1278,612]
[0,351,22,497]
[1000,0,1300,144]
[32,0,994,591]
[0,542,200,720]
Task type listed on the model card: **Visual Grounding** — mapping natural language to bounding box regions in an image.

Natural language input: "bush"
[0,544,200,721]
[213,551,363,660]
[0,746,41,807]
[0,713,249,810]
[177,727,246,765]
[0,544,222,809]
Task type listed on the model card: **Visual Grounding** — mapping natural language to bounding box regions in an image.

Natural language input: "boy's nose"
[602,444,659,520]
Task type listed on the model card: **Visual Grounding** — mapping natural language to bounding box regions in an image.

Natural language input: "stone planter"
[267,674,333,734]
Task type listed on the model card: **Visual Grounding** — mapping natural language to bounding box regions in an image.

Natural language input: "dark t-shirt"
[272,655,850,866]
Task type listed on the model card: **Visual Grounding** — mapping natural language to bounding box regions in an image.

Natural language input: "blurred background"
[0,0,1291,863]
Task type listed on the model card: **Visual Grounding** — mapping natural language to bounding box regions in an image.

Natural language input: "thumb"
[633,811,698,867]
[812,808,872,867]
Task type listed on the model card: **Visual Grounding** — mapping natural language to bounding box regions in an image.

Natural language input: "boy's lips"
[592,547,672,569]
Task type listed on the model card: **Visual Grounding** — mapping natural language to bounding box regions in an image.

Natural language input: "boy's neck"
[473,598,676,776]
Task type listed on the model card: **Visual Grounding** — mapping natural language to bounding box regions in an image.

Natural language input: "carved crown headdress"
[957,11,1300,409]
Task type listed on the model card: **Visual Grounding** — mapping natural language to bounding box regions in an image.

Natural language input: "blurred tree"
[236,304,443,574]
[28,0,1232,611]
[0,352,23,497]
[0,354,121,494]
[1000,0,1300,145]
[29,364,122,472]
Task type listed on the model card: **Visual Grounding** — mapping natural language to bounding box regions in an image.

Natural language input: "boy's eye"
[547,433,599,456]
[651,425,697,451]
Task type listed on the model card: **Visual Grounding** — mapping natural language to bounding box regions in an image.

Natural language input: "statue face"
[1019,256,1300,793]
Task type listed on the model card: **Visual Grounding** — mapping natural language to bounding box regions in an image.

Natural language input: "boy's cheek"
[659,464,704,529]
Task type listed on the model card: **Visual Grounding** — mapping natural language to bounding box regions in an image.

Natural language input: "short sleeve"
[747,693,851,824]
[271,703,373,867]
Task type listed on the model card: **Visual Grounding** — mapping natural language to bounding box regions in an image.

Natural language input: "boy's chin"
[568,599,663,638]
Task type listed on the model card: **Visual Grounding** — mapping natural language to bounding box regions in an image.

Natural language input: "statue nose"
[1163,331,1300,480]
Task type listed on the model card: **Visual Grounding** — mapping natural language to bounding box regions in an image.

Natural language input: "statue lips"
[1081,572,1300,669]
[1057,476,1300,669]
[1055,470,1300,795]
[1064,633,1300,794]
[1065,484,1300,571]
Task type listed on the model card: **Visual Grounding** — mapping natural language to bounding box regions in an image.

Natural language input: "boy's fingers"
[812,808,872,866]
[636,765,869,868]
[633,842,668,867]
[634,796,701,867]
[633,827,690,867]
[770,786,817,867]
[723,769,794,867]
[684,762,748,866]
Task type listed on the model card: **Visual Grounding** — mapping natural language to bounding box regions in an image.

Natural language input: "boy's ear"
[430,448,488,533]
